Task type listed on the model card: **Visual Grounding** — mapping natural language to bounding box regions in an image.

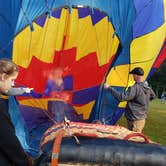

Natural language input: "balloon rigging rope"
[28,31,32,61]
[0,40,13,54]
[98,20,116,123]
[39,17,49,58]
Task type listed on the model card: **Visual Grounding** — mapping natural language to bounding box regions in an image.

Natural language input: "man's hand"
[104,83,110,89]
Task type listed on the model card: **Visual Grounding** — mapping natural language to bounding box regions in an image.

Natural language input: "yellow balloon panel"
[75,15,98,61]
[20,98,95,120]
[13,8,69,67]
[106,64,130,87]
[130,23,166,64]
[118,101,127,108]
[164,0,166,19]
[129,60,156,80]
[13,8,119,68]
[65,9,119,66]
[13,24,43,67]
[64,8,79,49]
[74,101,95,119]
[20,98,63,110]
[94,18,119,66]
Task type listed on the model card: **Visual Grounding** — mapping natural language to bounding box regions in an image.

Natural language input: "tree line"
[149,60,166,98]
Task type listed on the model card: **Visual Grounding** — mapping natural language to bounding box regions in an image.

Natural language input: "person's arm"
[6,87,33,96]
[104,84,137,102]
[149,88,156,100]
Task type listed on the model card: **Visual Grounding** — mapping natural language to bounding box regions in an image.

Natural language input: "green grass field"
[117,99,166,146]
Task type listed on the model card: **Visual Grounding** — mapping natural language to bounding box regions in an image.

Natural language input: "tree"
[149,60,166,97]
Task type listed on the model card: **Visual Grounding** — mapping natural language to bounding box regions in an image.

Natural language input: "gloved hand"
[25,88,33,93]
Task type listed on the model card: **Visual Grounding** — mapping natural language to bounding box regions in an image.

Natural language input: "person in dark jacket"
[104,67,156,133]
[0,59,32,166]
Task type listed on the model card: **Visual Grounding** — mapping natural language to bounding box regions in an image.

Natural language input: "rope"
[21,6,34,31]
[98,19,117,123]
[38,15,49,59]
[0,39,13,54]
[45,0,52,17]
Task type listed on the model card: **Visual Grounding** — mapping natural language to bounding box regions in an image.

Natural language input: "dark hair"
[129,67,144,76]
[0,59,18,75]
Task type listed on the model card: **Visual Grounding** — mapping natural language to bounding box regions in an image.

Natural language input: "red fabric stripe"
[16,47,114,93]
[153,39,166,68]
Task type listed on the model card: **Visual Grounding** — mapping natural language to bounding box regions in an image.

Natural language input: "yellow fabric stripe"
[54,8,69,50]
[13,8,69,67]
[63,8,79,49]
[118,101,127,108]
[13,8,119,68]
[37,8,68,62]
[65,9,119,66]
[75,15,98,61]
[164,0,166,19]
[0,94,9,99]
[19,98,94,120]
[94,18,119,65]
[73,101,95,120]
[105,64,129,108]
[130,22,166,78]
[105,64,133,108]
[13,24,39,67]
[19,98,65,110]
[106,64,130,87]
[20,99,47,110]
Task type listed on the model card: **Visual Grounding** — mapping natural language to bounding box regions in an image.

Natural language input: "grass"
[117,99,166,146]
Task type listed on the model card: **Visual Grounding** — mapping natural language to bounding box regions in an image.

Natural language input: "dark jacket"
[0,92,30,166]
[108,82,156,120]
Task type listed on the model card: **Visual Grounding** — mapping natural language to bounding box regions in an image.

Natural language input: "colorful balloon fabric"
[0,0,166,156]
